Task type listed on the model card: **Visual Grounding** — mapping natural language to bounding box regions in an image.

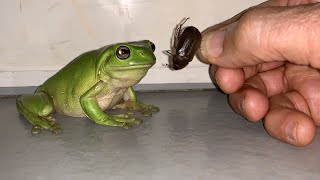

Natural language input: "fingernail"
[209,65,218,85]
[286,121,297,142]
[200,31,226,59]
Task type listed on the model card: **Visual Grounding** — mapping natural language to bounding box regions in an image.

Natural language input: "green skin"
[17,40,159,134]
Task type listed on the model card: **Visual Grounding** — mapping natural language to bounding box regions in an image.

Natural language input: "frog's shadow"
[17,114,33,130]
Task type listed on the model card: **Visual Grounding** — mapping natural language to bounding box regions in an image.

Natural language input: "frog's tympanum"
[17,40,159,134]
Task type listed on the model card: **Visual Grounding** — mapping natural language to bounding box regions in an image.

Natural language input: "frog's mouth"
[109,64,154,70]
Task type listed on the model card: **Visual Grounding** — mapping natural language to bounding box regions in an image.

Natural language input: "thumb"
[198,3,320,69]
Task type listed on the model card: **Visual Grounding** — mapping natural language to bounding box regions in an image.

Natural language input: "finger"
[228,85,269,122]
[264,92,316,147]
[284,63,320,125]
[228,75,269,122]
[243,62,284,79]
[212,62,284,94]
[199,3,320,68]
[210,66,245,94]
[257,66,287,97]
[228,66,288,122]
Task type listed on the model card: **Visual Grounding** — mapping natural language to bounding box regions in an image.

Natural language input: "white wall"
[0,0,264,87]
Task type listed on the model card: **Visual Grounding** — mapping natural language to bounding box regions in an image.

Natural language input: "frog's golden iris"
[116,46,131,60]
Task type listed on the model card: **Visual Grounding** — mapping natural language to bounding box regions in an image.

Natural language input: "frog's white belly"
[96,88,128,111]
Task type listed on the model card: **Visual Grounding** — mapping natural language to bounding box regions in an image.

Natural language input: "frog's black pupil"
[150,43,156,52]
[116,46,130,60]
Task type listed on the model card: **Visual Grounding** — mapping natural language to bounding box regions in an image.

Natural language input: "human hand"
[198,0,320,146]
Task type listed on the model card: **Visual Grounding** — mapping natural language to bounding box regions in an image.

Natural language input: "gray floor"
[1,90,320,180]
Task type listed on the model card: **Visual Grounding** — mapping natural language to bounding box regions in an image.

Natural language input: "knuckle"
[233,8,266,49]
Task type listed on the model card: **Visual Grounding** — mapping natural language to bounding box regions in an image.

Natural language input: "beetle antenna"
[180,17,190,26]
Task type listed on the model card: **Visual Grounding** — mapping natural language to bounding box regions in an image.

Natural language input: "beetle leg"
[173,17,190,48]
[164,50,172,55]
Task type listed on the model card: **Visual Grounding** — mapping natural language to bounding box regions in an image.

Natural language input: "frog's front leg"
[80,82,142,129]
[114,87,159,116]
[16,92,62,134]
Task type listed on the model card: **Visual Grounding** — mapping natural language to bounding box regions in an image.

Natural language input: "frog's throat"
[97,64,153,82]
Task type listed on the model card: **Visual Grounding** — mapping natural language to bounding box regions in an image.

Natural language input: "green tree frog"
[17,40,159,134]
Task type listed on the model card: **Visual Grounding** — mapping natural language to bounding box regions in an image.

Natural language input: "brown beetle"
[166,18,202,70]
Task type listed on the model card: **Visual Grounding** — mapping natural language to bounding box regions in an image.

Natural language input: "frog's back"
[36,50,99,116]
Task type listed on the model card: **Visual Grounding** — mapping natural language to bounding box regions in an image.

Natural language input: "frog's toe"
[51,127,63,134]
[49,122,59,128]
[133,118,143,124]
[121,123,133,129]
[142,111,152,117]
[151,106,160,112]
[48,123,62,133]
[114,114,130,118]
[31,125,42,135]
[148,105,160,112]
[44,115,56,122]
[126,109,135,115]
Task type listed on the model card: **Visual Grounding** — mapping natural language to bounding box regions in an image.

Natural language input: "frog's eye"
[150,42,156,52]
[116,46,131,60]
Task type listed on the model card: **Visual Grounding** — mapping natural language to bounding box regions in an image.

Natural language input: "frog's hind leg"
[16,92,62,134]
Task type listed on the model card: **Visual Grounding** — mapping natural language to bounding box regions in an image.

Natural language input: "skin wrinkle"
[306,4,320,68]
[236,10,266,66]
[258,67,285,96]
[232,8,281,65]
[287,0,320,5]
[243,62,263,80]
[264,8,298,62]
[284,64,320,124]
[288,0,302,5]
[239,95,245,113]
[246,11,268,65]
[257,63,263,74]
[308,25,320,68]
[302,85,320,125]
[283,117,298,143]
[282,66,289,93]
[243,66,257,79]
[269,95,294,111]
[277,5,320,67]
[222,7,285,67]
[294,5,317,66]
[285,91,311,116]
[228,4,320,68]
[226,24,242,68]
[244,75,268,95]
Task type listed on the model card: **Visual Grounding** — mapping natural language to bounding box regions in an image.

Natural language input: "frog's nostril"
[140,51,146,56]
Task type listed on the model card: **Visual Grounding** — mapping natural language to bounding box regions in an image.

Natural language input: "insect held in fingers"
[165,17,202,70]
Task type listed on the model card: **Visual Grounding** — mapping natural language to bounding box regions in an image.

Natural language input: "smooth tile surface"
[1,90,320,180]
